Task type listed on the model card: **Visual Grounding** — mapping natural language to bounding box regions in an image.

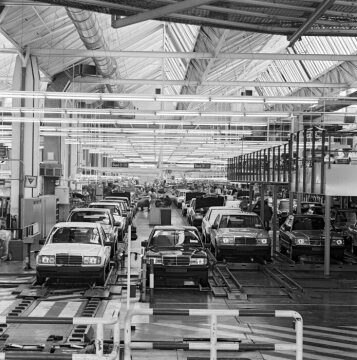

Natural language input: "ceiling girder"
[111,0,218,29]
[5,48,357,62]
[288,0,336,47]
[74,77,348,89]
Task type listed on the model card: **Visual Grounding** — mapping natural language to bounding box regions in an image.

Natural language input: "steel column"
[324,195,331,277]
[302,128,307,193]
[311,127,316,194]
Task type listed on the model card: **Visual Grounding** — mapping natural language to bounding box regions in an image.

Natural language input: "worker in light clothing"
[0,225,11,261]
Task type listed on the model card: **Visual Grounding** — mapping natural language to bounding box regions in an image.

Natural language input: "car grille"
[310,238,323,246]
[234,237,257,245]
[162,256,190,266]
[56,254,82,265]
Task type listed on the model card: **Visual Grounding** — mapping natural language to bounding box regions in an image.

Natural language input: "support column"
[324,195,331,277]
[11,55,41,229]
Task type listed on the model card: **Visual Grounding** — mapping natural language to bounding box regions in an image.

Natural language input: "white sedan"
[35,222,111,286]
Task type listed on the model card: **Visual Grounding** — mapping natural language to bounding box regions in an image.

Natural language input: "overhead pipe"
[66,7,130,109]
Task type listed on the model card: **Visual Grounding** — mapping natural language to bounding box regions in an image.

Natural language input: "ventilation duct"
[66,7,130,109]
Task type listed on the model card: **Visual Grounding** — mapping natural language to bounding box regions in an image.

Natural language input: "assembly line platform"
[0,206,356,359]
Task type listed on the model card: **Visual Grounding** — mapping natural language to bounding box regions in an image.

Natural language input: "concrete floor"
[0,205,356,359]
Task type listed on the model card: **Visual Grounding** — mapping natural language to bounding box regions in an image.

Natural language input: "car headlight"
[38,255,55,264]
[257,238,269,245]
[218,237,234,244]
[332,238,344,246]
[295,238,310,245]
[147,256,162,264]
[83,256,101,265]
[190,258,207,265]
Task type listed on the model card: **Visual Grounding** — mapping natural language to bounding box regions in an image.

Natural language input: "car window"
[150,229,201,247]
[49,227,100,244]
[213,215,220,227]
[292,217,325,231]
[219,214,262,228]
[69,211,111,225]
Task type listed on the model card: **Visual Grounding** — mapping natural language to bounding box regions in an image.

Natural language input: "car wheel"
[36,274,45,285]
[280,241,287,255]
[199,275,209,288]
[290,247,299,262]
[214,243,223,261]
[353,245,357,255]
[96,264,108,286]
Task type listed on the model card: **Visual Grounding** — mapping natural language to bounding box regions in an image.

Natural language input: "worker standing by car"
[149,188,157,211]
[263,199,273,229]
[0,224,11,261]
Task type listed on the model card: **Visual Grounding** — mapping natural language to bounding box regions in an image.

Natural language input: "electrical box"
[55,186,69,204]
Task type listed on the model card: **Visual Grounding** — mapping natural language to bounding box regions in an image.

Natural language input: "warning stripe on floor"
[0,300,16,315]
[29,301,83,318]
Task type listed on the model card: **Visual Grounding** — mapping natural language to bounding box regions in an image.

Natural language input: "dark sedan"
[279,214,344,261]
[141,226,209,287]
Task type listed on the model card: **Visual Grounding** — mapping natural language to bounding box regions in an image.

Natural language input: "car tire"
[36,274,45,285]
[214,242,223,261]
[290,247,299,262]
[96,264,108,286]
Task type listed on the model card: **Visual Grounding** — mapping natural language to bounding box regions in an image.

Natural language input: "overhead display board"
[194,163,211,169]
[112,162,129,168]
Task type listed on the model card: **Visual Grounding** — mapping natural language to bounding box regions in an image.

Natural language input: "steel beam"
[288,0,336,47]
[11,48,357,62]
[74,77,347,88]
[111,0,218,28]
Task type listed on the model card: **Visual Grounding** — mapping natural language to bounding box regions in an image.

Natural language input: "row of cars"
[35,193,137,285]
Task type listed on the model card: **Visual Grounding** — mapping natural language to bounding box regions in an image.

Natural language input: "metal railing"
[0,313,120,360]
[124,308,303,360]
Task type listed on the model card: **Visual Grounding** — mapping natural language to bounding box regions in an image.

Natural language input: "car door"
[210,214,221,246]
[202,208,211,239]
[279,215,293,249]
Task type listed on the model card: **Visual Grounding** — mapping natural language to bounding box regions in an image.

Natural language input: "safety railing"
[0,313,120,360]
[124,308,303,360]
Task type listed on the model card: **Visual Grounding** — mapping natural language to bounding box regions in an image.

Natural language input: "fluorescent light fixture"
[265,97,319,105]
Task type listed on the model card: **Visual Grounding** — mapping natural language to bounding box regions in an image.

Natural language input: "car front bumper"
[216,245,271,257]
[151,265,208,285]
[36,265,105,279]
[291,245,344,258]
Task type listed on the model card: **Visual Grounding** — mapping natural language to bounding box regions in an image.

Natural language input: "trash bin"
[160,208,171,225]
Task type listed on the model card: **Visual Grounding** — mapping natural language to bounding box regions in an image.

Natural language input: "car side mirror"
[114,221,121,227]
[39,239,45,246]
[105,241,112,247]
[141,240,148,247]
[211,224,218,230]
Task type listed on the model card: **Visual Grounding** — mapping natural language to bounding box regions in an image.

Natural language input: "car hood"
[39,243,102,256]
[146,248,206,257]
[217,228,268,237]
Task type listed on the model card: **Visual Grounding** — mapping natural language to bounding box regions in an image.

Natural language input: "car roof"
[89,202,117,206]
[292,214,324,218]
[220,211,258,216]
[54,222,100,228]
[152,225,198,231]
[71,207,110,213]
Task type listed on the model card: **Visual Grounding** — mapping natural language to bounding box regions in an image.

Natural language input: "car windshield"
[333,210,357,224]
[150,229,202,248]
[279,200,290,211]
[69,211,110,225]
[49,227,100,244]
[292,217,325,231]
[219,214,262,228]
[301,203,323,215]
